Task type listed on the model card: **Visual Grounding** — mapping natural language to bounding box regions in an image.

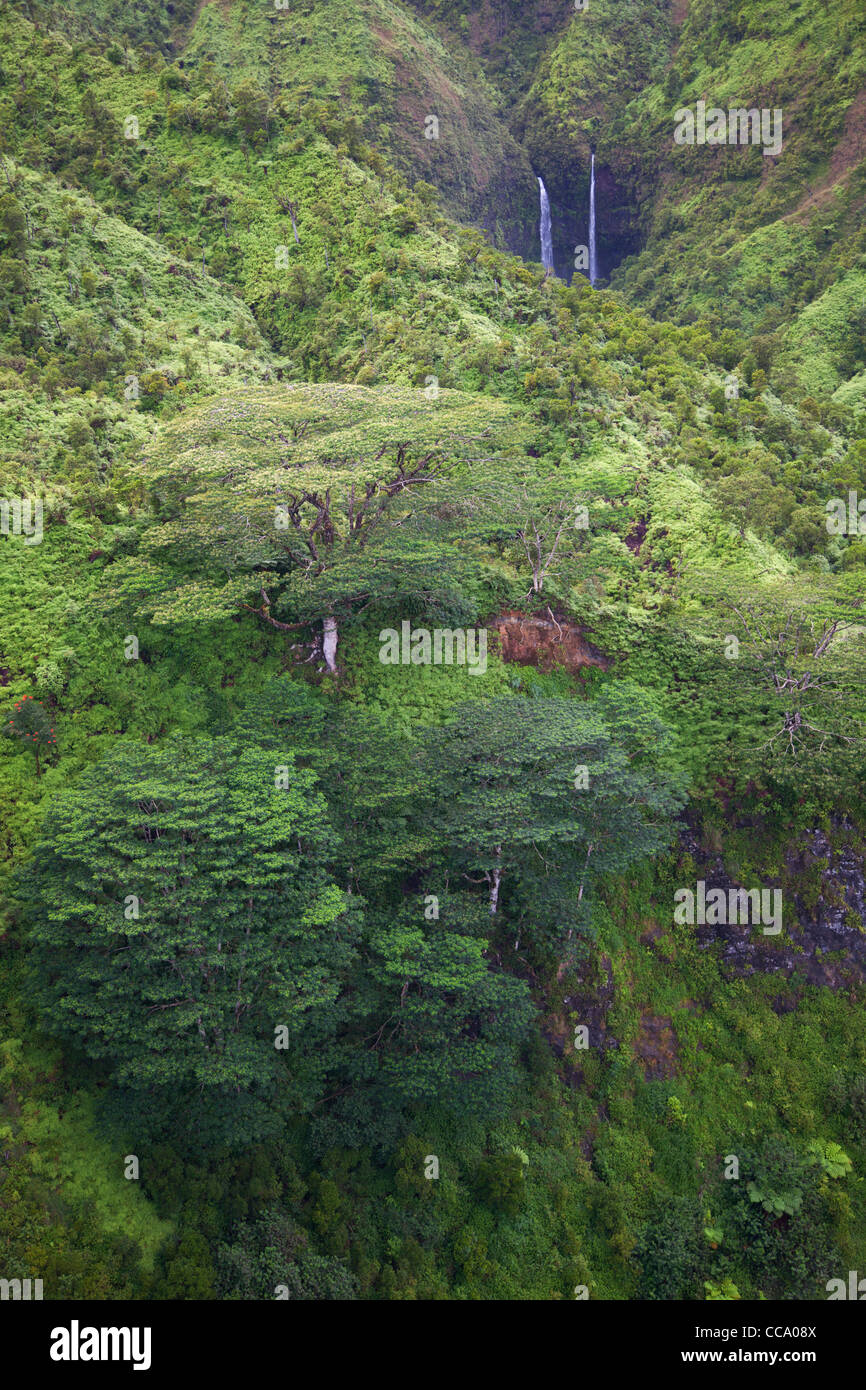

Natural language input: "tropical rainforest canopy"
[1,0,866,1306]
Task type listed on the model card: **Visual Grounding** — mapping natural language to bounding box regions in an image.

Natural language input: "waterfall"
[537,176,554,274]
[588,152,598,286]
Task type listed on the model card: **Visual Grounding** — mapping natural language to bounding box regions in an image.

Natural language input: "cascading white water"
[537,176,554,274]
[588,152,598,287]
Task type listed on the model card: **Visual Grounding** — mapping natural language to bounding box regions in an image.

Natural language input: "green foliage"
[421,688,685,962]
[1,0,865,1306]
[217,1210,358,1300]
[476,1152,525,1218]
[358,898,534,1123]
[806,1139,853,1180]
[636,1196,706,1300]
[24,734,359,1146]
[4,694,56,775]
[109,383,524,640]
[705,1278,741,1301]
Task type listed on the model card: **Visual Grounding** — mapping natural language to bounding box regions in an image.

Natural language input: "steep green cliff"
[1,0,865,1306]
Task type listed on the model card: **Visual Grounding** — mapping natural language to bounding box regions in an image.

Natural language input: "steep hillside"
[183,0,540,250]
[7,0,539,251]
[517,0,866,411]
[1,0,866,1310]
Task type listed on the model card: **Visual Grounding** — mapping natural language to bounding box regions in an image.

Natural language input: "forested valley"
[1,0,866,1305]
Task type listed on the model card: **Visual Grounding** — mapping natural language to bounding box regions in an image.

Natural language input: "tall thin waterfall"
[537,176,554,274]
[588,152,598,286]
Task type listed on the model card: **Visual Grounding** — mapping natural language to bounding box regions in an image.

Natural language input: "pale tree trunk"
[322,616,338,674]
[489,846,502,916]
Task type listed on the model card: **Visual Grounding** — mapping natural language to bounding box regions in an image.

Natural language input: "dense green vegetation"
[1,0,865,1301]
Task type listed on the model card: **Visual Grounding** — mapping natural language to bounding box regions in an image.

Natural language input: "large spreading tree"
[111,383,528,671]
[419,689,687,967]
[25,734,359,1146]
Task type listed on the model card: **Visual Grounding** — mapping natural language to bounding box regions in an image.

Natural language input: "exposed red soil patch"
[490,609,609,674]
